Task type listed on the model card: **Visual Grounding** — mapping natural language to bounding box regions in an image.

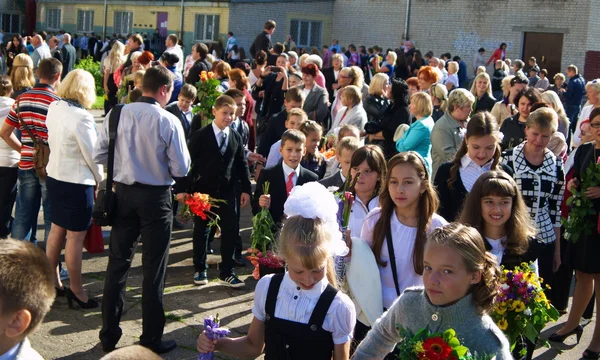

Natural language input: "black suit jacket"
[252,162,318,224]
[178,125,251,197]
[250,31,272,58]
[185,57,212,85]
[257,110,287,157]
[231,117,249,148]
[322,67,337,104]
[61,43,77,79]
[318,170,344,190]
[165,102,192,141]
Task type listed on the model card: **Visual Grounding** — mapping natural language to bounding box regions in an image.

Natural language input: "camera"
[271,67,280,73]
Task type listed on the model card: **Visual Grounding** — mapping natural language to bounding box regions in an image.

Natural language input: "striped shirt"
[5,84,60,170]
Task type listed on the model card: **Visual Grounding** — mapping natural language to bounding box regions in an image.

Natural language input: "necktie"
[219,132,227,155]
[286,172,295,196]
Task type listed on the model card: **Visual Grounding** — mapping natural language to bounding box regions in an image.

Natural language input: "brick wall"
[332,0,594,79]
[228,0,334,55]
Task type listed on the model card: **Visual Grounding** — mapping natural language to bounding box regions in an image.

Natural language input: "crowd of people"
[0,18,599,360]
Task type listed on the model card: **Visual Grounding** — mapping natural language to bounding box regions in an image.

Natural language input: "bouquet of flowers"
[246,248,285,280]
[562,155,600,243]
[176,192,226,228]
[491,263,560,354]
[192,71,221,128]
[198,314,230,360]
[335,170,361,229]
[395,326,494,360]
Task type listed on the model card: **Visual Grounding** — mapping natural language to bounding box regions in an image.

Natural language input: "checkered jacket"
[502,142,565,244]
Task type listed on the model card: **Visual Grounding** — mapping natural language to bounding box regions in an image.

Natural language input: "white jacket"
[0,97,19,168]
[46,100,103,185]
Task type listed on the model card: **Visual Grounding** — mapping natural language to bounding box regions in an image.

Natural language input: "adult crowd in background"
[0,19,600,360]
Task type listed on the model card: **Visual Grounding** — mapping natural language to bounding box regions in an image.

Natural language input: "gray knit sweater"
[352,287,512,359]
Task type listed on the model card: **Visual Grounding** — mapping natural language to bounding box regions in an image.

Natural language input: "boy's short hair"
[285,87,304,105]
[0,239,55,336]
[280,129,306,148]
[224,88,245,100]
[338,124,360,139]
[264,20,276,30]
[100,345,163,360]
[287,108,308,123]
[338,136,361,155]
[38,58,63,81]
[0,75,13,97]
[133,70,146,85]
[179,83,197,100]
[129,88,142,103]
[214,94,236,110]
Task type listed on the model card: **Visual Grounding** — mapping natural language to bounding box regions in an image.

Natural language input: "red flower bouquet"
[176,192,226,228]
[246,248,284,280]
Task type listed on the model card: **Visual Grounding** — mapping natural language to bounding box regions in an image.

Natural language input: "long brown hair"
[426,223,500,314]
[371,152,439,274]
[458,171,535,257]
[448,111,501,189]
[350,145,387,198]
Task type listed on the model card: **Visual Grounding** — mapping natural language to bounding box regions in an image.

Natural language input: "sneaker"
[193,272,208,285]
[60,268,70,281]
[220,275,245,288]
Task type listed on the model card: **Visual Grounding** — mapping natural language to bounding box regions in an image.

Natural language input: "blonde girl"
[197,183,355,360]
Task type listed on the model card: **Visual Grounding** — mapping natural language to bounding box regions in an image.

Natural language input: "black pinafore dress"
[264,274,338,360]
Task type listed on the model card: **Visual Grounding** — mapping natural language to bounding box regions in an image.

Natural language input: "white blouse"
[459,155,493,192]
[486,236,506,265]
[348,196,379,240]
[252,273,356,345]
[361,208,448,309]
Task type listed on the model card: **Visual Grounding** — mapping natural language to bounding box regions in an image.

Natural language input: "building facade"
[1,0,23,35]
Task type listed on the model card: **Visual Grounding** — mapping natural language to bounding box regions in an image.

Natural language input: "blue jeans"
[11,169,51,243]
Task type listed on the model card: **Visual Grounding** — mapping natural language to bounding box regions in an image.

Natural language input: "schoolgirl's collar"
[282,272,329,300]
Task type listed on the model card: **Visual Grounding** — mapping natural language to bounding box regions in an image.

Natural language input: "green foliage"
[562,161,600,243]
[250,182,276,254]
[75,56,104,97]
[191,71,221,128]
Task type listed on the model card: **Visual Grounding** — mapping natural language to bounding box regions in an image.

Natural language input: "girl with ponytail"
[353,223,512,359]
[434,111,512,221]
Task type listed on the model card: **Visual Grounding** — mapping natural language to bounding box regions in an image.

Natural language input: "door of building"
[157,12,168,38]
[522,32,563,80]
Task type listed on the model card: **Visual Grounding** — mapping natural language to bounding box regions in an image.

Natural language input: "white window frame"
[0,13,20,34]
[77,10,94,33]
[194,14,220,42]
[114,11,133,36]
[46,8,61,31]
[290,19,322,48]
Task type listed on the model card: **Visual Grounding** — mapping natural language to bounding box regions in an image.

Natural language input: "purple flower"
[199,316,231,360]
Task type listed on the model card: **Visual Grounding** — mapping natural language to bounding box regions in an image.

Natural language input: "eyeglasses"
[590,122,600,128]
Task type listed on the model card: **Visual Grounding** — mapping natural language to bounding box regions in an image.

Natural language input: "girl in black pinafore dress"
[197,183,356,359]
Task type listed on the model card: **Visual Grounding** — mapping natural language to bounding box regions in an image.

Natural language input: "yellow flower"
[497,318,508,330]
[414,341,424,354]
[512,300,526,312]
[496,304,508,315]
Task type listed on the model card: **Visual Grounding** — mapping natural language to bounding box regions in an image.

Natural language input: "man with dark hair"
[94,65,190,355]
[123,34,143,68]
[250,20,276,58]
[163,34,184,73]
[0,58,62,243]
[186,43,211,85]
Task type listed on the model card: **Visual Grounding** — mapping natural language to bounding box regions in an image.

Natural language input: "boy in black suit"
[319,136,361,190]
[252,129,318,227]
[176,95,251,288]
[165,84,197,142]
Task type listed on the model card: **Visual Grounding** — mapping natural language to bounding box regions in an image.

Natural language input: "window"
[46,8,61,30]
[0,13,20,33]
[114,11,133,35]
[194,14,220,41]
[290,19,322,48]
[77,10,94,32]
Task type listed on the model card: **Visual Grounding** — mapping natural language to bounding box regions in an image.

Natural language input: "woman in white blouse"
[45,69,103,309]
[347,145,387,238]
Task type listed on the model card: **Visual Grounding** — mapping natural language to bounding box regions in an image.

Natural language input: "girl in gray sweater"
[352,223,512,359]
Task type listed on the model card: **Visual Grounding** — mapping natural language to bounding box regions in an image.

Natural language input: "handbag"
[16,100,50,180]
[83,223,105,253]
[92,105,123,226]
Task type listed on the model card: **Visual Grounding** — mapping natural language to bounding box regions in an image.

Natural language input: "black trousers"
[0,167,17,238]
[100,183,172,347]
[538,242,557,304]
[192,190,237,277]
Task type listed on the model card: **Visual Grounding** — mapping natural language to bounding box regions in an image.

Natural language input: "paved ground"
[28,110,594,359]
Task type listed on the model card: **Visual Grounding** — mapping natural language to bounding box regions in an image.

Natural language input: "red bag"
[83,223,105,254]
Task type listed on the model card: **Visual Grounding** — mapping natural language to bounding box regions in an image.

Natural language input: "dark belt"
[117,182,170,190]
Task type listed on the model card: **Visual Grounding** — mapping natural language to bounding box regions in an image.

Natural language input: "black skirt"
[46,176,94,232]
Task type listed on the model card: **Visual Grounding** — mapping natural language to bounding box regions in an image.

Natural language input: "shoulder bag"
[92,105,123,226]
[16,100,50,180]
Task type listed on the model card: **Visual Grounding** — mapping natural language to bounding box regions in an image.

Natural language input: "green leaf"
[454,345,468,357]
[524,321,539,344]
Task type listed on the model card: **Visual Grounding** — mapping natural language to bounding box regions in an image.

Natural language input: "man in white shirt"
[163,34,184,73]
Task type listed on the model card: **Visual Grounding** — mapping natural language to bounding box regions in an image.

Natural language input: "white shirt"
[282,160,300,186]
[212,121,230,150]
[0,97,18,168]
[334,69,339,81]
[348,195,378,240]
[324,156,340,178]
[361,208,448,309]
[266,139,282,168]
[252,273,356,345]
[486,236,506,265]
[459,155,493,192]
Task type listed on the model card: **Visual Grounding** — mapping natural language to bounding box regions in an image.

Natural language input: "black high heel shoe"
[548,324,583,344]
[55,286,68,297]
[583,349,600,360]
[65,288,99,309]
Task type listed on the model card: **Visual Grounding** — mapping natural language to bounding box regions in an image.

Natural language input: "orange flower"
[200,71,208,82]
[208,72,216,79]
